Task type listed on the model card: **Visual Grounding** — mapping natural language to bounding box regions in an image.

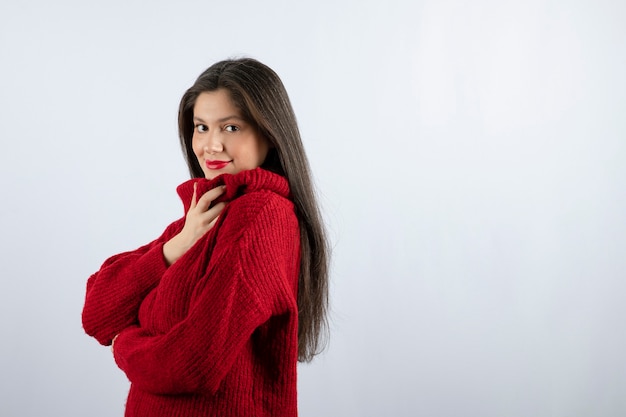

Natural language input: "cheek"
[255,138,271,163]
[191,136,203,156]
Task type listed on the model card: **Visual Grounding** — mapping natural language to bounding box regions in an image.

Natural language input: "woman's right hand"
[163,183,226,265]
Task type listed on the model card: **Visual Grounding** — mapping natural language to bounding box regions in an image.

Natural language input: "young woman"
[82,58,330,417]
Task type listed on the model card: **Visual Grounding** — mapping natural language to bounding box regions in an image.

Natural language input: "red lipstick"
[206,160,230,170]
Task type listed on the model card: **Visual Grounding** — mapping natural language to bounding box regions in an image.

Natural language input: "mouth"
[205,160,231,170]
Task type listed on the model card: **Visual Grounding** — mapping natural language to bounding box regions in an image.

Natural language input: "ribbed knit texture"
[82,168,300,417]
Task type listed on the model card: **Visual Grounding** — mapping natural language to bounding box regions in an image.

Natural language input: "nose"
[203,132,223,154]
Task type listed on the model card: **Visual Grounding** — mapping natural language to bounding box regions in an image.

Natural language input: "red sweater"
[82,168,301,417]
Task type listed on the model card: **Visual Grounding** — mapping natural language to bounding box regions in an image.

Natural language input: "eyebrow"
[193,115,245,123]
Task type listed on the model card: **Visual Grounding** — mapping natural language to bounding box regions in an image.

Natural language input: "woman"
[82,58,329,417]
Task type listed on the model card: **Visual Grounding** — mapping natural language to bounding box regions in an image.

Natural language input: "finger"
[196,185,226,211]
[202,202,226,225]
[207,214,220,230]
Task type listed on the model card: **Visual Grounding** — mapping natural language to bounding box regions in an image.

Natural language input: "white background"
[1,0,625,416]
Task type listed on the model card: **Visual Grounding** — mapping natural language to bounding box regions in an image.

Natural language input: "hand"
[163,183,226,265]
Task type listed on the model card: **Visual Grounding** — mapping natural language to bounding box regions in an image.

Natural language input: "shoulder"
[231,189,294,216]
[221,190,297,241]
[219,190,300,306]
[222,168,297,232]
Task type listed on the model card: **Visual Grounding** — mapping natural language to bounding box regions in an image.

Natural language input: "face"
[192,89,270,180]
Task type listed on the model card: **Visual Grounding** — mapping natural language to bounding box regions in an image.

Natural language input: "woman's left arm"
[111,196,299,395]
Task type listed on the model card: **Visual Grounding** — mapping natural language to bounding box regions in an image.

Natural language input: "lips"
[205,160,231,170]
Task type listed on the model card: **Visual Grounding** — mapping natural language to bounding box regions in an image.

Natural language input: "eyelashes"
[194,124,240,133]
[195,124,208,133]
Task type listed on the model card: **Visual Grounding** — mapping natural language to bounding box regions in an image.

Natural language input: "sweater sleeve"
[112,197,299,395]
[82,218,184,346]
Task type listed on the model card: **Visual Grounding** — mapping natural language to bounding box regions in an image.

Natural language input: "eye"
[224,125,240,132]
[195,124,208,133]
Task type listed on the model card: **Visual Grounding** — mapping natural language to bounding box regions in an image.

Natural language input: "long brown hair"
[178,58,329,362]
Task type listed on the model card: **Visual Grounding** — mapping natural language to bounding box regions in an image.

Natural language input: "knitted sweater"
[82,168,301,417]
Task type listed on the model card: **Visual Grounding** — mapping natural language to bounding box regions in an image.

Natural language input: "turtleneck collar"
[176,167,291,214]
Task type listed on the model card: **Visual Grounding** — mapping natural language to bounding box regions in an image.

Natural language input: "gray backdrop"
[1,0,625,416]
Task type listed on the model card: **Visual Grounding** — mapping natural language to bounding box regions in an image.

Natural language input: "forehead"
[193,89,241,119]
